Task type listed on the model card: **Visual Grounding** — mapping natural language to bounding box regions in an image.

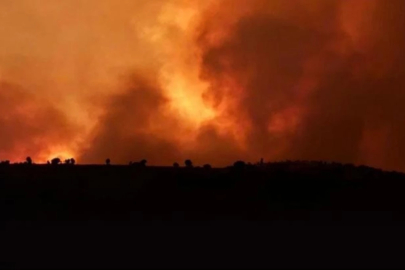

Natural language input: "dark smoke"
[195,0,405,171]
[79,76,182,165]
[0,82,77,161]
[67,0,405,171]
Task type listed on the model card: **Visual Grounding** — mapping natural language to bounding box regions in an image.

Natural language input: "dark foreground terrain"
[1,161,405,268]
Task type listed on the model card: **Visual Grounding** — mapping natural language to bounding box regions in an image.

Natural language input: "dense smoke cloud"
[194,0,405,171]
[0,82,77,161]
[1,0,405,171]
[79,75,181,164]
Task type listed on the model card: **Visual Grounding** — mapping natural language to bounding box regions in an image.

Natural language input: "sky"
[1,0,405,171]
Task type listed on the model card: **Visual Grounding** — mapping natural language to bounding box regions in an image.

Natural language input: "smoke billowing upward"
[1,0,405,171]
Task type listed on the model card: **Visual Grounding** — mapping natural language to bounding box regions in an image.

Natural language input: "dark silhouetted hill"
[1,160,404,222]
[1,160,405,268]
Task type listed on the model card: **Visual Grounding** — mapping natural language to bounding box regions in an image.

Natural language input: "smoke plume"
[1,0,405,171]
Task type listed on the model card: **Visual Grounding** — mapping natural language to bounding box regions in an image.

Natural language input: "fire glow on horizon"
[1,0,405,171]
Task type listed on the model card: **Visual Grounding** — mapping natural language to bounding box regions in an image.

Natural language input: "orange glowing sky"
[1,0,405,171]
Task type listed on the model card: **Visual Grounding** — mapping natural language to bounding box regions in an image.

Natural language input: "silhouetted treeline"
[1,159,404,223]
[2,159,405,268]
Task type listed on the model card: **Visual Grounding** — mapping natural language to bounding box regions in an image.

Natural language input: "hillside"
[1,161,405,268]
[1,161,404,222]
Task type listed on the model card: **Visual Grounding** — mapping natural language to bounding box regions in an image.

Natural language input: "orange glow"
[1,1,405,171]
[163,72,216,126]
[43,150,76,164]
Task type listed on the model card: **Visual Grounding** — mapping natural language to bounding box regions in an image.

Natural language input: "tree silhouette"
[106,158,111,165]
[26,157,32,165]
[185,159,193,168]
[51,158,61,165]
[140,159,147,167]
[70,158,76,165]
[173,162,180,168]
[64,159,71,165]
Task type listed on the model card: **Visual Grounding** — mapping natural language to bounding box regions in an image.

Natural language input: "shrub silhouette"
[26,157,32,165]
[51,158,61,165]
[106,158,111,165]
[64,159,71,165]
[173,162,180,168]
[185,159,193,168]
[203,164,212,170]
[130,159,147,167]
[233,160,246,170]
[0,160,10,166]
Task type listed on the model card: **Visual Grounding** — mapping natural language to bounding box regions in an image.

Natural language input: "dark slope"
[1,161,405,268]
